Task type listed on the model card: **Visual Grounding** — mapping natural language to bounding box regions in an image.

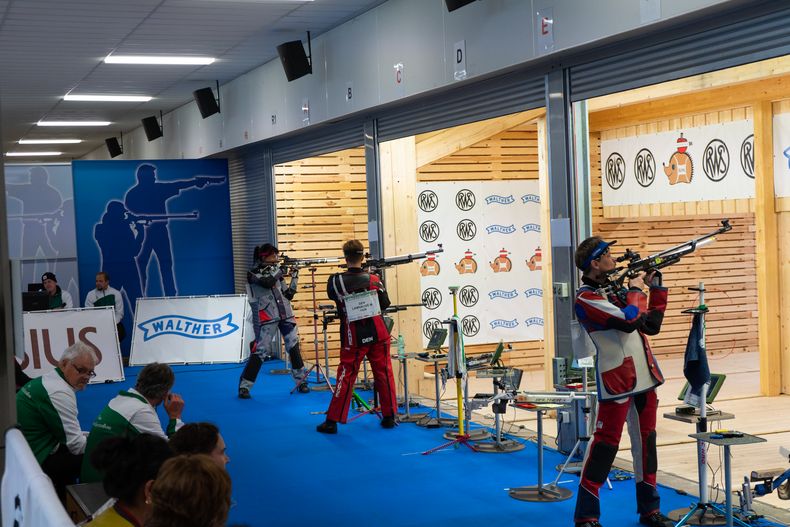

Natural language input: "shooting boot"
[297,381,310,394]
[575,522,602,527]
[639,512,674,527]
[380,415,397,429]
[316,420,337,434]
[238,387,251,399]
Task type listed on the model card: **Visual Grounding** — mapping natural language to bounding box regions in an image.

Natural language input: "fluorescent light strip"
[6,152,62,157]
[19,139,82,144]
[104,55,215,65]
[37,121,111,127]
[64,94,152,102]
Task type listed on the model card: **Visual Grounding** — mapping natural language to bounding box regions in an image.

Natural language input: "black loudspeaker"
[445,0,476,11]
[142,116,163,141]
[105,137,122,158]
[277,40,312,82]
[193,87,220,118]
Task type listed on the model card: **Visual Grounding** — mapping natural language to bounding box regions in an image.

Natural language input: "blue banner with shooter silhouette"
[73,160,234,354]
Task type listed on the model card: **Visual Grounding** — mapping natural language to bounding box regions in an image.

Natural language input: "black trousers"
[41,444,83,502]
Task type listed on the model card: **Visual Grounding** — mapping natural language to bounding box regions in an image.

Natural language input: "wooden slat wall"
[274,147,367,369]
[589,107,759,359]
[416,124,547,371]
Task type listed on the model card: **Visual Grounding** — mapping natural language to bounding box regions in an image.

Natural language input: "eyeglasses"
[72,364,97,378]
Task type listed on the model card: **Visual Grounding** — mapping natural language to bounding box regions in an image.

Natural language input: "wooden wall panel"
[274,147,367,370]
[416,124,546,372]
[590,111,759,359]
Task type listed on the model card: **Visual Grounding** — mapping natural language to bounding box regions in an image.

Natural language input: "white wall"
[82,0,735,161]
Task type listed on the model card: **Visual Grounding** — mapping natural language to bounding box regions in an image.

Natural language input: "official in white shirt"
[85,271,126,341]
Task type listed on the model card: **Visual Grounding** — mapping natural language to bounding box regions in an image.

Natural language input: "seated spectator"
[42,271,73,309]
[144,454,232,527]
[169,422,229,469]
[81,363,185,483]
[86,434,173,527]
[15,358,32,391]
[16,341,97,500]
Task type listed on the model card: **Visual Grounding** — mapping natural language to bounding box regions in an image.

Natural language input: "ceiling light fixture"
[19,139,82,144]
[37,121,111,126]
[104,54,215,65]
[64,94,152,102]
[5,151,62,157]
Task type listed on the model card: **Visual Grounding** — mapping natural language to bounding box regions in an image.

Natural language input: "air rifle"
[601,219,732,294]
[280,255,341,270]
[362,245,443,273]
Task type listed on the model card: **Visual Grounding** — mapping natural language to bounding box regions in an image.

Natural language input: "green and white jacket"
[80,388,182,483]
[16,368,86,464]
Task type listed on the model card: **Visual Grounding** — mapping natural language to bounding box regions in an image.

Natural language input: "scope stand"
[395,343,428,424]
[423,286,476,455]
[670,282,728,526]
[320,308,337,394]
[300,266,333,392]
[473,374,525,453]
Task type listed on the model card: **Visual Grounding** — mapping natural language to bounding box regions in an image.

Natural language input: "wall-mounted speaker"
[445,0,476,12]
[277,40,312,82]
[105,137,122,158]
[193,87,220,118]
[142,115,163,141]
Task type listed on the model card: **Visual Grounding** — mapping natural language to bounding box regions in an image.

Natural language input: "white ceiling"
[0,0,386,161]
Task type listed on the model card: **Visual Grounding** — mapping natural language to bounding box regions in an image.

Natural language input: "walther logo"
[486,224,516,234]
[485,194,514,205]
[521,194,540,204]
[488,289,518,300]
[525,317,544,326]
[524,288,543,298]
[490,319,518,329]
[137,313,238,341]
[522,224,540,233]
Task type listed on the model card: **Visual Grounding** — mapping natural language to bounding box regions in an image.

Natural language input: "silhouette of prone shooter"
[123,164,222,296]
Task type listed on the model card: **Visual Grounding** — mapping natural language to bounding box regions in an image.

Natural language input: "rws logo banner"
[415,180,543,345]
[130,295,252,365]
[73,160,234,355]
[600,119,754,206]
[21,307,124,383]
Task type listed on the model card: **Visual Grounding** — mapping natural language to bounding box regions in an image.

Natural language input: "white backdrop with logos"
[772,112,790,198]
[21,307,124,383]
[600,119,754,206]
[130,295,253,365]
[415,180,543,346]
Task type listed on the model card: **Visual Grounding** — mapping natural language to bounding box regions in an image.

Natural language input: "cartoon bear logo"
[455,250,477,274]
[527,246,542,271]
[663,133,693,185]
[490,248,512,273]
[420,254,441,276]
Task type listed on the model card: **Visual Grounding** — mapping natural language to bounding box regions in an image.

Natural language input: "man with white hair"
[16,341,97,499]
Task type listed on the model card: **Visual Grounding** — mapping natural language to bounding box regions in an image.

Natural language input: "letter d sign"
[453,40,467,81]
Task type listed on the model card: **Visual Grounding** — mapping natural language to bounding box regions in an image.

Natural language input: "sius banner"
[600,119,754,206]
[130,295,253,365]
[20,307,124,383]
[416,180,544,345]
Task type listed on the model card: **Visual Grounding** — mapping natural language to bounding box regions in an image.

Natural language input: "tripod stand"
[422,286,476,455]
[301,266,333,391]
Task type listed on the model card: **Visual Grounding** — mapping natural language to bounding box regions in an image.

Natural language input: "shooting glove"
[290,267,299,279]
[650,270,663,287]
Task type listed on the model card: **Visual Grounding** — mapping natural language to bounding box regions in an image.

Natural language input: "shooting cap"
[42,272,57,283]
[258,243,279,258]
[578,239,616,272]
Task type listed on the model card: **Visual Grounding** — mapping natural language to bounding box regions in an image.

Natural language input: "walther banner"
[130,295,253,365]
[20,306,124,383]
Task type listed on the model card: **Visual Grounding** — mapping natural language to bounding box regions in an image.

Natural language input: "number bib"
[342,290,381,322]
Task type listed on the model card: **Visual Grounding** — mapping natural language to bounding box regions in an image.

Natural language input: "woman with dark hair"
[86,434,173,527]
[81,362,186,482]
[144,454,232,527]
[169,422,229,468]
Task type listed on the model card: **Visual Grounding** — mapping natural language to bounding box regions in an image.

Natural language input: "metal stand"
[473,369,524,453]
[415,356,456,428]
[422,287,476,455]
[395,351,428,423]
[301,266,333,391]
[508,407,573,502]
[670,282,727,526]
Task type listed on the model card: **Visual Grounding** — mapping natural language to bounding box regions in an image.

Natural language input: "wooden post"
[753,100,782,396]
[537,116,555,391]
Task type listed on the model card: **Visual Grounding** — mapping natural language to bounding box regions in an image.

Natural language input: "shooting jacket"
[327,268,391,347]
[575,277,667,401]
[246,264,298,324]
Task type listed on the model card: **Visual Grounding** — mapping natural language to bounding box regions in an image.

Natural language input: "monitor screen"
[678,373,726,404]
[22,291,49,312]
[426,328,448,350]
[27,283,43,292]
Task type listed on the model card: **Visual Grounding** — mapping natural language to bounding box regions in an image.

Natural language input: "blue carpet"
[76,362,715,527]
